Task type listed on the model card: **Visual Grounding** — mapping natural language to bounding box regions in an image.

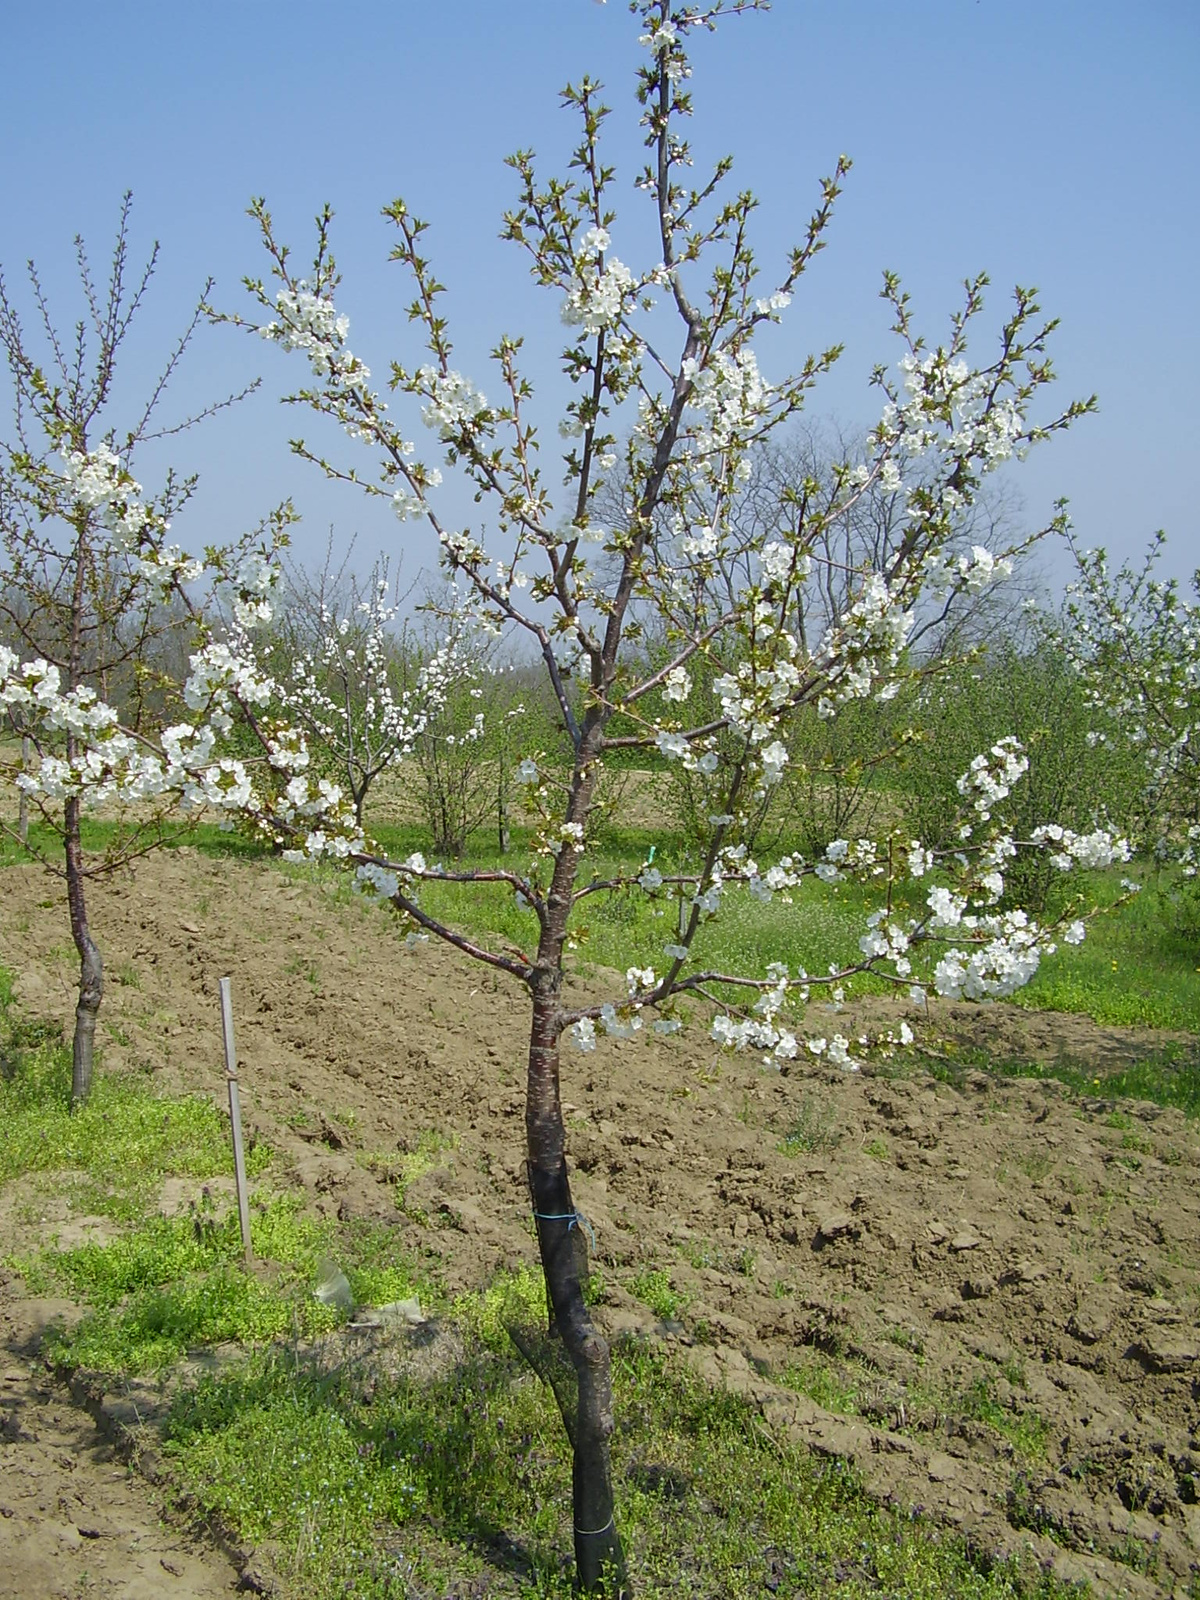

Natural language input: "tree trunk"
[64,796,102,1110]
[526,988,629,1597]
[18,735,30,845]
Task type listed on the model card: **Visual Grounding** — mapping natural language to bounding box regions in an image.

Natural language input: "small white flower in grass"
[571,1018,597,1052]
[899,1022,914,1046]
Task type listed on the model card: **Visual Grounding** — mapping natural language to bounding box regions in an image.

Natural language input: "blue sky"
[3,1,1196,595]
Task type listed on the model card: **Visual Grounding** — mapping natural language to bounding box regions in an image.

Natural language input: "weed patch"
[628,1268,691,1323]
[159,1327,1077,1599]
[0,967,271,1217]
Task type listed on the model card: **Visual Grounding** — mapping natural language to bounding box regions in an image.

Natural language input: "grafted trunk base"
[71,985,100,1109]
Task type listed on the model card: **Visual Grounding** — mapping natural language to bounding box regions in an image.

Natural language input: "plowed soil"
[1,849,1198,1597]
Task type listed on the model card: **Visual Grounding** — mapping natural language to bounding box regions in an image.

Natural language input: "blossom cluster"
[956,737,1029,821]
[417,367,492,443]
[816,575,914,716]
[261,283,368,393]
[561,253,636,338]
[682,347,771,483]
[882,351,1026,489]
[53,443,207,600]
[925,544,1014,597]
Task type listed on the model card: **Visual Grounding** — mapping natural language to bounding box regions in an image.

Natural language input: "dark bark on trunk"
[527,987,629,1597]
[498,764,510,856]
[64,795,102,1110]
[63,521,103,1110]
[18,736,30,845]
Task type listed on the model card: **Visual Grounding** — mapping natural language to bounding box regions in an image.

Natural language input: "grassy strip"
[370,821,1200,1031]
[5,804,1196,1031]
[0,967,272,1219]
[0,814,268,870]
[19,1198,427,1374]
[157,1277,1074,1600]
[782,1352,1050,1464]
[1015,871,1199,1029]
[923,1037,1200,1120]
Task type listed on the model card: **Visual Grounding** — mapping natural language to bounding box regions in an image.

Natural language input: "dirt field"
[1,849,1198,1597]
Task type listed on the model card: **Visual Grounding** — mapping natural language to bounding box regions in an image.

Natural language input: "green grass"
[369,823,1200,1034]
[956,1375,1050,1463]
[1016,869,1200,1029]
[0,813,270,871]
[782,1354,865,1416]
[161,1331,1075,1600]
[782,1354,1049,1463]
[1005,1042,1200,1117]
[30,1196,344,1372]
[13,1196,433,1375]
[0,964,428,1371]
[0,968,272,1218]
[779,1092,844,1156]
[926,1036,1200,1120]
[628,1267,692,1323]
